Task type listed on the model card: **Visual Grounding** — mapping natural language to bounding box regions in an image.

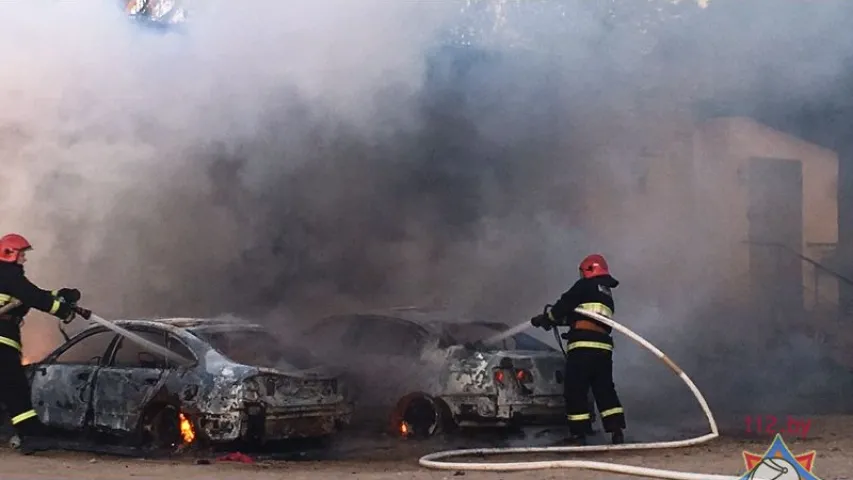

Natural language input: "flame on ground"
[400,421,411,437]
[178,412,196,444]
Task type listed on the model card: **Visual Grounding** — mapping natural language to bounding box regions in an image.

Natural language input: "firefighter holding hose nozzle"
[530,253,626,446]
[0,233,82,454]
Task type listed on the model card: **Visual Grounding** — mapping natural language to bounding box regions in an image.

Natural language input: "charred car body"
[303,307,592,438]
[23,317,351,450]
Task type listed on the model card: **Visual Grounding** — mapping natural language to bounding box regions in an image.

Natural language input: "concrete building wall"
[555,109,841,357]
[690,116,839,312]
[557,110,838,325]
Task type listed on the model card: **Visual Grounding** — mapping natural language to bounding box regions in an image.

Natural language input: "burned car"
[23,317,351,450]
[303,307,592,438]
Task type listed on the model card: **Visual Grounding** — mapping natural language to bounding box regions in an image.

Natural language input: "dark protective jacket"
[547,274,620,334]
[0,262,71,351]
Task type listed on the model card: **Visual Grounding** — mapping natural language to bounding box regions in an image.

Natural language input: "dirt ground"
[1,416,851,480]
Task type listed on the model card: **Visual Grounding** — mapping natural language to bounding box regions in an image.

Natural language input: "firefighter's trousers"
[0,343,43,437]
[563,332,626,436]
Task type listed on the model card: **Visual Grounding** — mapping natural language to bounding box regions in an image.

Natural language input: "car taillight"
[494,368,533,387]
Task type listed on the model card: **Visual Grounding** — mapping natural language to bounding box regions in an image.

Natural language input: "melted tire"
[140,404,184,452]
[391,392,455,439]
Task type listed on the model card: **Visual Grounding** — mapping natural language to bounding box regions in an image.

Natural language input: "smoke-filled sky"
[3,0,853,424]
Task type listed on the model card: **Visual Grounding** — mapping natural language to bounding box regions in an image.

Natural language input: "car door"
[28,328,119,430]
[91,327,195,433]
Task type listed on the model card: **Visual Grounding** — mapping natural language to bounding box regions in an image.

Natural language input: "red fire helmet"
[579,253,609,279]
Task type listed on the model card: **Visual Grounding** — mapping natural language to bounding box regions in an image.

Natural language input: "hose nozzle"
[73,306,92,320]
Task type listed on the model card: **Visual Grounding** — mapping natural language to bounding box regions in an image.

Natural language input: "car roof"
[102,316,265,333]
[319,306,512,335]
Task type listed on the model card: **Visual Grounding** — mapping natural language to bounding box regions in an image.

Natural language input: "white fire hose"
[419,308,742,480]
[1,298,189,365]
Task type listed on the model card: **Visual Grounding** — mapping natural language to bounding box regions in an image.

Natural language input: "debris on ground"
[217,452,254,463]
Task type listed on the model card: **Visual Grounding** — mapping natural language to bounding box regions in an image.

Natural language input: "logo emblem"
[740,434,819,480]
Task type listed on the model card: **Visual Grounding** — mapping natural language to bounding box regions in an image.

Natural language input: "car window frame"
[307,316,362,347]
[348,316,429,357]
[104,326,198,370]
[47,328,120,367]
[478,321,558,352]
[195,327,321,370]
[512,331,558,352]
[436,322,507,349]
[438,321,560,352]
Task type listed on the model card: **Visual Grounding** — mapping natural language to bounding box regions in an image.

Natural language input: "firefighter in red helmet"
[530,253,626,445]
[0,233,81,454]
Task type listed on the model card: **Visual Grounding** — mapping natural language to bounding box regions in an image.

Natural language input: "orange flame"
[178,412,195,444]
[400,421,410,437]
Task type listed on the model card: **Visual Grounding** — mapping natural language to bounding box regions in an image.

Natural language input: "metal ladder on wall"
[745,240,853,367]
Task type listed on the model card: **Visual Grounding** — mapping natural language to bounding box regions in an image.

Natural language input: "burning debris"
[178,412,195,445]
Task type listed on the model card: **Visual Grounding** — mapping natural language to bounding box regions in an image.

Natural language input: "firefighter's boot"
[611,429,625,445]
[553,433,587,446]
[14,419,57,455]
[16,435,56,455]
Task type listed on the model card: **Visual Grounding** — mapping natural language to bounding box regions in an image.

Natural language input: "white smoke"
[3,0,852,423]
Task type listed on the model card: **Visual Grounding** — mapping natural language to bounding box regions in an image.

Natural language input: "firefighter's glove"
[56,288,81,305]
[530,313,552,331]
[54,302,76,324]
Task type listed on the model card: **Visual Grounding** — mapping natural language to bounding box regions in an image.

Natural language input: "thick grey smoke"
[3,0,459,340]
[3,0,852,433]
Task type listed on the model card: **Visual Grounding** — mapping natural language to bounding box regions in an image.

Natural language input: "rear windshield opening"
[441,324,555,352]
[191,329,320,371]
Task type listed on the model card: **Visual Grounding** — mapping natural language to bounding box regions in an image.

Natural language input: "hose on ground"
[419,308,740,479]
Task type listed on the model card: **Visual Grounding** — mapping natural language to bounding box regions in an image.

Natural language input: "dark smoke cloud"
[4,0,853,430]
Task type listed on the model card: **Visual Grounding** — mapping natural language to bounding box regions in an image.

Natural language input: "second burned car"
[302,307,595,438]
[22,317,352,450]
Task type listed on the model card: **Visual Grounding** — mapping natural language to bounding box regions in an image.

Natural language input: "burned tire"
[390,392,454,439]
[139,403,191,451]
